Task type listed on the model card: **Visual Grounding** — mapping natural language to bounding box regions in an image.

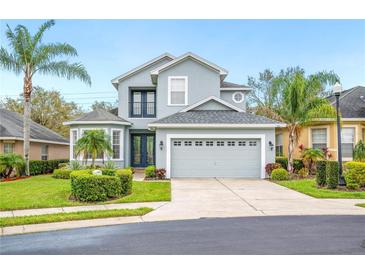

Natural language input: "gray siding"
[220,90,249,111]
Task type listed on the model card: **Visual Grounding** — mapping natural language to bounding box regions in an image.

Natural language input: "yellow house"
[275,86,365,161]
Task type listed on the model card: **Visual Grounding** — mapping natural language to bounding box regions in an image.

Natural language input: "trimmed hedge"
[52,169,72,179]
[100,168,116,176]
[145,165,156,178]
[316,160,327,187]
[275,157,304,172]
[344,161,365,188]
[29,159,68,175]
[326,161,339,189]
[70,170,121,202]
[116,169,133,195]
[271,168,289,181]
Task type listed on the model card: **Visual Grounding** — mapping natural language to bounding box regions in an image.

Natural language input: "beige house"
[0,109,69,160]
[275,86,365,161]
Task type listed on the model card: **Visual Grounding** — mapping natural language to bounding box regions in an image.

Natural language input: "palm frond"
[0,47,22,74]
[32,20,55,48]
[32,43,78,67]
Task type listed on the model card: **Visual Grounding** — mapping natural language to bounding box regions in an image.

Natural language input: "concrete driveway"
[143,178,365,221]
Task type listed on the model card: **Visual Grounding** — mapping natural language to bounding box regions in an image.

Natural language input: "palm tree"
[301,148,325,174]
[0,153,25,178]
[0,20,91,175]
[266,70,338,173]
[75,130,112,168]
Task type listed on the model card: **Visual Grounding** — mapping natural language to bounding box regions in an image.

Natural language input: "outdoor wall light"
[269,141,274,151]
[159,141,164,150]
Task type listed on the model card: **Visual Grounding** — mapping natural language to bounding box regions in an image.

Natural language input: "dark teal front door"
[131,134,155,167]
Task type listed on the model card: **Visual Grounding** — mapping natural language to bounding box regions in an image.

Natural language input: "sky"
[1,19,364,110]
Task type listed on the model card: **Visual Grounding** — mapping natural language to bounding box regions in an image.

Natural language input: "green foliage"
[29,159,68,176]
[346,183,360,190]
[58,162,69,169]
[326,161,339,189]
[101,169,116,176]
[91,101,118,112]
[301,148,324,173]
[116,169,133,195]
[353,140,365,162]
[52,169,72,179]
[344,161,365,188]
[156,168,166,180]
[125,166,135,174]
[298,167,309,178]
[275,157,288,170]
[145,165,156,178]
[271,168,289,181]
[70,170,121,202]
[316,160,327,187]
[0,153,25,178]
[265,163,282,176]
[293,159,305,172]
[67,160,83,170]
[103,160,116,170]
[75,130,112,167]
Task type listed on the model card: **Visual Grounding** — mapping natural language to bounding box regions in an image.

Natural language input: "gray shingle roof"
[150,110,282,125]
[327,86,365,118]
[0,108,69,144]
[221,81,250,89]
[70,108,130,123]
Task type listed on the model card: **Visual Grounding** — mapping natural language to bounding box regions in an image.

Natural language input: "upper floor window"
[130,90,156,118]
[342,127,355,158]
[311,128,327,150]
[232,92,244,103]
[41,144,48,160]
[3,143,14,154]
[168,76,188,106]
[275,134,283,156]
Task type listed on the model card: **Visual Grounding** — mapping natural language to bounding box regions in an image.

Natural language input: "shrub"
[344,161,365,187]
[29,159,68,175]
[0,153,25,178]
[67,160,82,170]
[316,160,327,187]
[101,168,116,176]
[298,167,309,178]
[293,159,305,172]
[346,182,360,190]
[70,170,121,202]
[265,163,281,176]
[156,168,166,180]
[353,140,365,162]
[125,166,135,174]
[326,161,339,189]
[58,162,69,169]
[52,169,72,179]
[116,169,133,195]
[145,165,156,178]
[104,160,116,170]
[271,168,289,181]
[275,157,288,170]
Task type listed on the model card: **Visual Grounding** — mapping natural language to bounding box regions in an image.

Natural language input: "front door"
[131,134,155,167]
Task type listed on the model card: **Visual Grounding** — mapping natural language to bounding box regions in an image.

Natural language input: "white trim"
[63,121,131,126]
[111,128,124,161]
[165,134,266,179]
[149,123,285,129]
[111,53,175,87]
[341,125,357,161]
[179,96,244,113]
[220,87,252,91]
[70,129,78,160]
[0,137,69,146]
[232,91,245,103]
[167,76,188,106]
[312,118,365,122]
[308,126,330,148]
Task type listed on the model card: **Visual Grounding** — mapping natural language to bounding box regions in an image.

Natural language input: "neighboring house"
[65,52,284,178]
[0,108,69,160]
[275,86,365,161]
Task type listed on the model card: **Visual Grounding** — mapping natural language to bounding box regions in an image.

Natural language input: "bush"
[316,160,327,187]
[293,159,305,172]
[70,170,122,202]
[271,168,289,181]
[29,159,68,175]
[156,168,166,180]
[346,182,360,190]
[265,163,281,176]
[52,169,72,179]
[116,169,133,195]
[275,157,288,170]
[125,166,135,174]
[67,160,83,170]
[298,167,309,178]
[145,165,156,178]
[58,162,69,169]
[0,153,25,178]
[344,161,365,188]
[104,160,116,170]
[353,140,365,162]
[326,161,339,189]
[101,169,116,176]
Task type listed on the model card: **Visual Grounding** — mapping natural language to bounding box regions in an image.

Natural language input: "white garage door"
[171,139,261,178]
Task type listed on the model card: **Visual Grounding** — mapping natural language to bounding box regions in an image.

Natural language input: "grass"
[277,179,365,199]
[0,207,153,227]
[0,175,171,211]
[356,203,365,208]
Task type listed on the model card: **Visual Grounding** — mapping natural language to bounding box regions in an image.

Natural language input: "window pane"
[171,78,185,92]
[312,143,327,150]
[146,136,154,165]
[72,131,78,159]
[133,136,141,165]
[133,92,142,102]
[312,129,327,145]
[341,128,355,143]
[342,143,354,158]
[276,134,283,146]
[171,91,185,105]
[112,131,121,159]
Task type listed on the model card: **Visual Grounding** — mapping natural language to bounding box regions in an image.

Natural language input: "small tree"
[0,153,25,178]
[353,140,365,162]
[301,148,325,174]
[75,130,112,168]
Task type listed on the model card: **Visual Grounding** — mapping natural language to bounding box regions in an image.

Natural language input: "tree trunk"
[288,127,295,173]
[23,71,32,176]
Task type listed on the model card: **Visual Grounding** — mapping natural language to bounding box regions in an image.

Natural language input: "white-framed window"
[227,141,235,146]
[3,143,14,154]
[232,92,244,103]
[238,141,246,146]
[173,141,181,146]
[275,134,283,156]
[112,129,121,160]
[41,144,48,160]
[184,141,192,146]
[342,127,355,158]
[81,128,107,160]
[217,141,225,146]
[71,129,78,160]
[168,76,188,106]
[195,141,203,146]
[311,128,327,150]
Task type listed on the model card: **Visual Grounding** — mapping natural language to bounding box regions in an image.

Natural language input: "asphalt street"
[1,215,365,254]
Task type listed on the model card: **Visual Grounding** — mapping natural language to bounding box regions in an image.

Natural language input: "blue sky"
[1,19,364,110]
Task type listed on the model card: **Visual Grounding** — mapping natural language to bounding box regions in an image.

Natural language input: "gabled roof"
[64,109,131,126]
[179,96,244,113]
[148,110,285,128]
[220,81,252,91]
[150,52,228,84]
[0,108,69,145]
[111,53,175,88]
[327,86,365,118]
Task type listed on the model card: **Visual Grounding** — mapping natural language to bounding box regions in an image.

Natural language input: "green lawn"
[0,175,171,211]
[356,203,365,208]
[277,179,365,199]
[0,207,152,227]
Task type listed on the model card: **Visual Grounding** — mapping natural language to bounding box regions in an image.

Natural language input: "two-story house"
[64,52,284,178]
